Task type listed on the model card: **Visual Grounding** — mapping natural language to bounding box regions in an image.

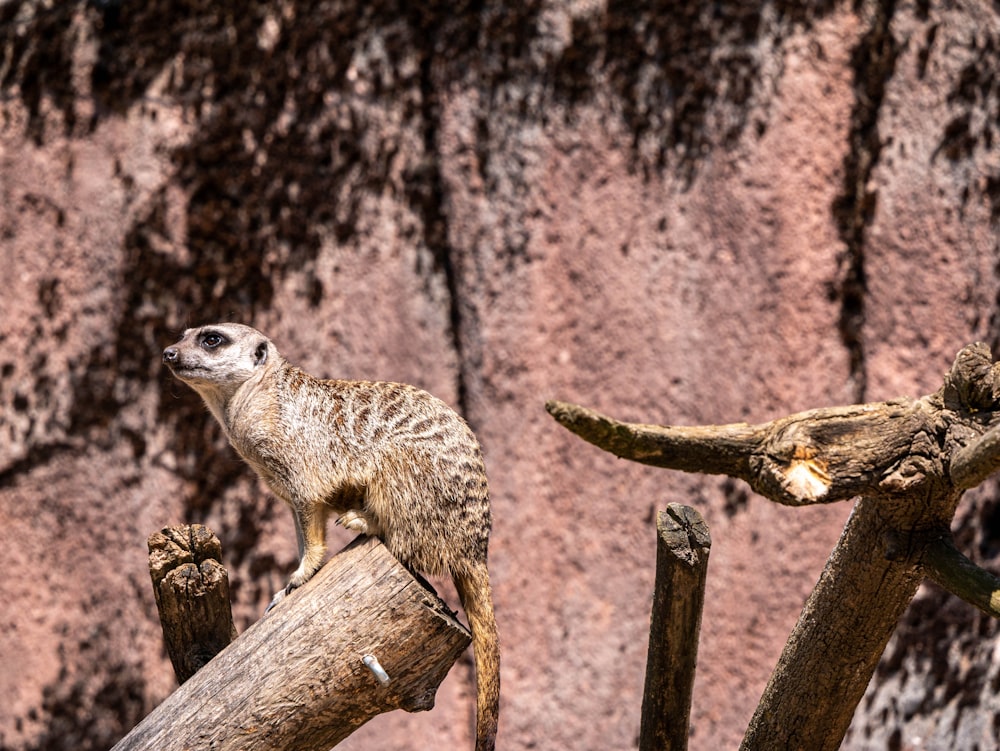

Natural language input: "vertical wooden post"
[639,503,712,751]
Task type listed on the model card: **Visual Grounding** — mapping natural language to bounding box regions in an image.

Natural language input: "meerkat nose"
[163,346,179,364]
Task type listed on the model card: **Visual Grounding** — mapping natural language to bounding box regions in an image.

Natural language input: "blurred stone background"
[2,0,1000,748]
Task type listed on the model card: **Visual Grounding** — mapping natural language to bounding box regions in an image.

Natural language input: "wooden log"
[147,524,237,683]
[114,535,471,751]
[639,504,711,751]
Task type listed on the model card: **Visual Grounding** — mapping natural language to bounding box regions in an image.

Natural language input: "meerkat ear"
[254,340,268,366]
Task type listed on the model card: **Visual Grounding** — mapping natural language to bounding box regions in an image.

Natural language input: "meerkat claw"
[264,588,287,615]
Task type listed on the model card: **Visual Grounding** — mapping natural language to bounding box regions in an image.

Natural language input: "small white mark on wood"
[363,654,391,686]
[783,448,832,501]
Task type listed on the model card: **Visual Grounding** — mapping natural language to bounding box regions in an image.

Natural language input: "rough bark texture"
[115,535,471,751]
[923,535,1000,619]
[146,525,237,684]
[3,1,1000,749]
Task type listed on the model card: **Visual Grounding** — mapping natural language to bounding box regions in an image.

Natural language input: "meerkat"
[162,322,499,751]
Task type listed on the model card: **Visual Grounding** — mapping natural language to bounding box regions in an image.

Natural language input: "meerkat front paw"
[337,509,381,536]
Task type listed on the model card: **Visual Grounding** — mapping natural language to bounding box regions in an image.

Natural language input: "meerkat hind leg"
[292,511,306,561]
[265,506,380,615]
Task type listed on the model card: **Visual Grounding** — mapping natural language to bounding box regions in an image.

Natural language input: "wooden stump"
[147,524,237,683]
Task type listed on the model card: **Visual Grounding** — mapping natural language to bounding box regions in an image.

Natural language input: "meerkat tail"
[453,564,500,751]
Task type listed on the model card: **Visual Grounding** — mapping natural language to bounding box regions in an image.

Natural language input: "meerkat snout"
[162,346,179,364]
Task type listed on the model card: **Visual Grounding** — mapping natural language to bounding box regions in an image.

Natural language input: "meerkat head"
[163,323,276,416]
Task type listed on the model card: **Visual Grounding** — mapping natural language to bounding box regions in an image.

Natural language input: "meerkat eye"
[200,332,226,349]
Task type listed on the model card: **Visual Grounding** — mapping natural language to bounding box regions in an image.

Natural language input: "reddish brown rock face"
[2,2,1000,750]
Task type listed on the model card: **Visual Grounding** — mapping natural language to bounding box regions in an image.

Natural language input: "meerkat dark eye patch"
[200,331,227,349]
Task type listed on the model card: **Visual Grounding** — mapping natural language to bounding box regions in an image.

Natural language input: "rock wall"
[1,1,999,749]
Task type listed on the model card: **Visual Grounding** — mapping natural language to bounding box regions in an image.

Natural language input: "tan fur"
[163,323,499,751]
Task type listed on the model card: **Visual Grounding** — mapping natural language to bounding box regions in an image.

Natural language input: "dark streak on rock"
[832,0,899,403]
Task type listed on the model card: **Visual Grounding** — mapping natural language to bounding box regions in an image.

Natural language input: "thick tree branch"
[545,399,762,478]
[740,498,925,750]
[546,398,929,507]
[923,534,1000,619]
[743,500,922,749]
